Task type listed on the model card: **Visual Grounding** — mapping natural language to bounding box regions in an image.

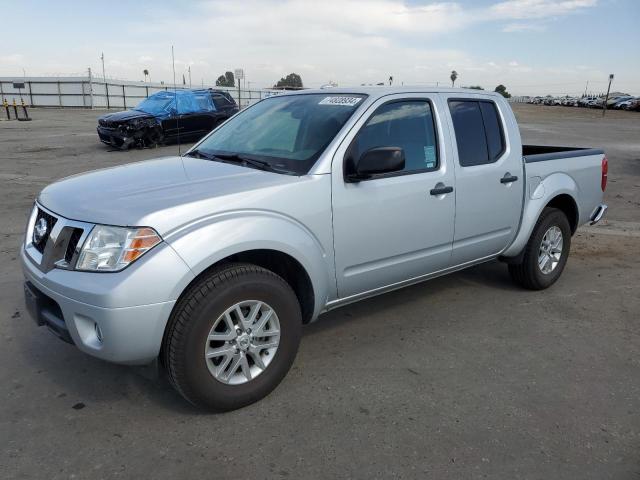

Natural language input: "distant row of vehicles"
[527,94,640,111]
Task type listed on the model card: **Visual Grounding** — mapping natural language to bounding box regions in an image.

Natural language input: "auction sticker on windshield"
[319,96,362,107]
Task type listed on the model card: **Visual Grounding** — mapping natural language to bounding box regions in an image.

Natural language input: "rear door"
[331,94,456,297]
[442,94,523,265]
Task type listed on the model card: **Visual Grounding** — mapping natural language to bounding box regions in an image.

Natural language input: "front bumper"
[97,126,130,148]
[21,242,195,365]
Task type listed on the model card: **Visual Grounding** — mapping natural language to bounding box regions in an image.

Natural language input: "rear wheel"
[163,263,302,411]
[508,207,571,290]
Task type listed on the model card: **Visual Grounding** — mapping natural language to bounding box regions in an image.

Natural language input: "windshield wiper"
[208,152,292,174]
[184,149,214,160]
[185,150,293,174]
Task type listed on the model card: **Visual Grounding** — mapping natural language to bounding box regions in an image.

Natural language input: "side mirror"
[347,147,405,182]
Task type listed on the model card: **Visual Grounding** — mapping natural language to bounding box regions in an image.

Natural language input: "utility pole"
[602,74,614,117]
[188,66,192,88]
[583,80,589,97]
[88,67,94,109]
[100,52,110,109]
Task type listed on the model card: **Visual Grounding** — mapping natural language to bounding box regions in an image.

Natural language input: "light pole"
[100,52,106,83]
[602,74,614,117]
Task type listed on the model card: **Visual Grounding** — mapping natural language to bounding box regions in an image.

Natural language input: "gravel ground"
[1,104,639,479]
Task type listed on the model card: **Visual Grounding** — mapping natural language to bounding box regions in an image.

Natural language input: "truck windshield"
[192,93,367,175]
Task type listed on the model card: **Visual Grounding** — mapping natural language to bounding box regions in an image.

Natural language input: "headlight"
[76,225,162,272]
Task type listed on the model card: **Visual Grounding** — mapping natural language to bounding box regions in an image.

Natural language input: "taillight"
[601,157,608,192]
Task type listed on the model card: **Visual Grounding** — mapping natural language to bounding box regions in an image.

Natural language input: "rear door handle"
[500,173,519,184]
[430,184,454,196]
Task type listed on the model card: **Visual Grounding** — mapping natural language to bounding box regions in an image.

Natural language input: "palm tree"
[143,69,150,83]
[450,70,458,88]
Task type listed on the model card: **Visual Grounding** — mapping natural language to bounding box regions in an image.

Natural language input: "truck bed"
[523,145,604,163]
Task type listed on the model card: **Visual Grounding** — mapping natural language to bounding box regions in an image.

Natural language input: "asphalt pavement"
[1,104,639,479]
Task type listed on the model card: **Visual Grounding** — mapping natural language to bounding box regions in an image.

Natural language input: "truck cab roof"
[276,86,505,101]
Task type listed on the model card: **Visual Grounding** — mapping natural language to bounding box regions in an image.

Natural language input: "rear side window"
[212,92,235,109]
[448,100,505,167]
[479,102,505,161]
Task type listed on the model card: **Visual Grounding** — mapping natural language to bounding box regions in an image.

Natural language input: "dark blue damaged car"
[97,89,238,149]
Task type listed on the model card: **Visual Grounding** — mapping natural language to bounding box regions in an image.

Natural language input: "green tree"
[274,73,303,89]
[143,69,150,83]
[215,71,235,87]
[494,84,511,98]
[450,70,458,87]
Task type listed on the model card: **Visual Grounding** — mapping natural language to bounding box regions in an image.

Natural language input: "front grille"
[33,208,58,253]
[65,228,84,262]
[26,205,91,273]
[99,119,119,129]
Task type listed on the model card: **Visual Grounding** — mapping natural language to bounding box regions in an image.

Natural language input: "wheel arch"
[167,214,334,325]
[175,249,317,325]
[545,193,579,234]
[502,173,580,258]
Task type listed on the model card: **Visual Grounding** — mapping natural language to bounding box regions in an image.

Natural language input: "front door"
[332,95,456,298]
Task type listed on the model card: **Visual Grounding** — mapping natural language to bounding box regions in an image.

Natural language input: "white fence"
[0,76,281,109]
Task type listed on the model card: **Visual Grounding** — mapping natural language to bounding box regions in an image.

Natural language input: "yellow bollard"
[20,98,30,121]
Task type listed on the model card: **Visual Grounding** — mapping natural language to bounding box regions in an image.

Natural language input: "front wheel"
[508,207,572,290]
[162,263,302,411]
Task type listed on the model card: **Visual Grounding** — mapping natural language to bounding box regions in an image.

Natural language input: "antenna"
[171,45,181,156]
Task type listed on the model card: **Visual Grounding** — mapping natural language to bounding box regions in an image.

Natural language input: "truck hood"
[38,156,303,235]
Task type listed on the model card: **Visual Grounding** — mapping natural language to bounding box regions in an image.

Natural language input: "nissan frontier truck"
[22,87,608,410]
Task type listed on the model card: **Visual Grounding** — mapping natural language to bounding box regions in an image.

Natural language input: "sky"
[1,0,639,96]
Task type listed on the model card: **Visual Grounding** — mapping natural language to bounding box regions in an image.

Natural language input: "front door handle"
[430,183,454,196]
[500,173,519,184]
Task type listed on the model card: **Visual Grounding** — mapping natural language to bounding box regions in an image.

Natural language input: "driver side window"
[352,100,438,174]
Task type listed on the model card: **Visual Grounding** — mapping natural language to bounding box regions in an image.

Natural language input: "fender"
[502,172,578,258]
[165,209,334,320]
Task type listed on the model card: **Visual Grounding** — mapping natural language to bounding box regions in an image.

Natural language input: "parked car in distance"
[578,96,598,107]
[612,96,636,109]
[562,97,579,106]
[97,89,238,149]
[23,87,608,411]
[605,95,632,108]
[623,98,640,111]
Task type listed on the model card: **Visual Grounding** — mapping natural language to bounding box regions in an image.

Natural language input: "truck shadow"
[14,260,517,415]
[304,260,519,337]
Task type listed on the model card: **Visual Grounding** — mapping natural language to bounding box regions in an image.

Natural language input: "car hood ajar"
[37,157,303,236]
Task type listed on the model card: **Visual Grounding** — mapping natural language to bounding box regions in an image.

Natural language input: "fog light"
[94,322,103,343]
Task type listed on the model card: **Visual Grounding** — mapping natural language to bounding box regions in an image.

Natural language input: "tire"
[162,263,302,411]
[508,207,572,290]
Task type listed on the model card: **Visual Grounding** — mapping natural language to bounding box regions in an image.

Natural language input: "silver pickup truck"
[22,87,608,410]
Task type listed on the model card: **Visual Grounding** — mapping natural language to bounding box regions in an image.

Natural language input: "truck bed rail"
[523,145,604,163]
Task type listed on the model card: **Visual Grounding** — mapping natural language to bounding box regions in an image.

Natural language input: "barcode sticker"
[424,146,436,168]
[318,96,362,107]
